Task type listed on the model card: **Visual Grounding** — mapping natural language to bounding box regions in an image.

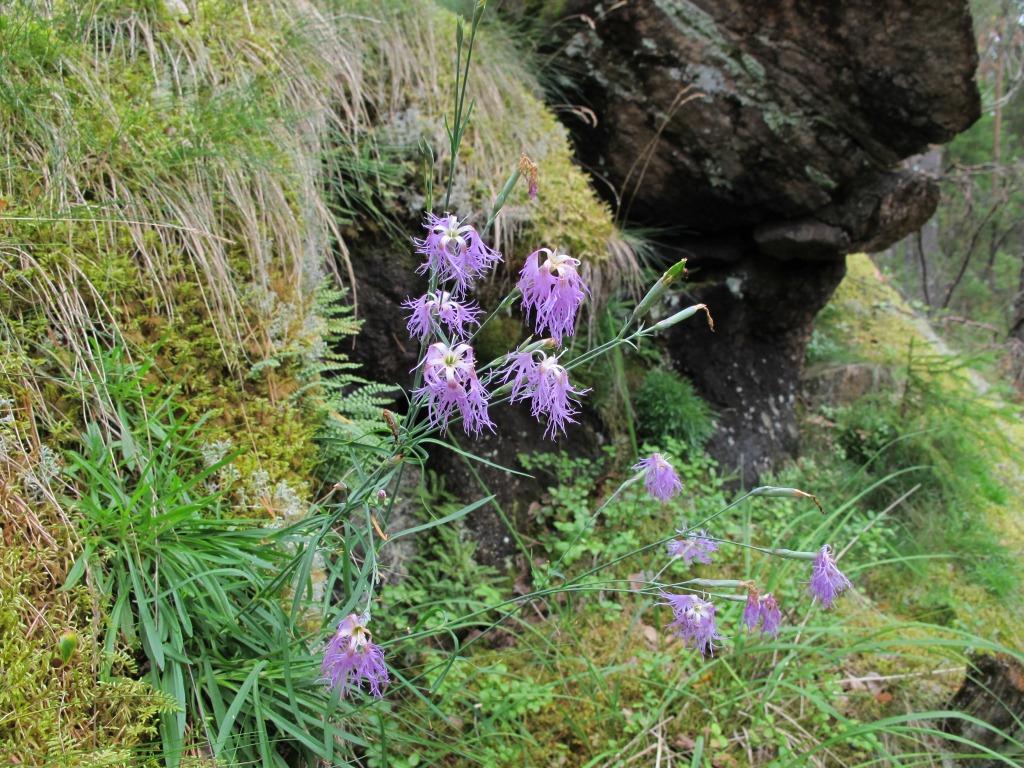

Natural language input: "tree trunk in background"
[993,12,1006,183]
[1009,257,1024,389]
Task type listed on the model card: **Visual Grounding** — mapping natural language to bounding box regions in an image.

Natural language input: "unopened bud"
[628,259,688,326]
[687,578,746,589]
[763,547,818,561]
[58,631,77,664]
[662,258,688,285]
[519,154,539,200]
[650,303,715,333]
[382,409,400,442]
[519,337,556,353]
[751,486,823,513]
[376,489,388,503]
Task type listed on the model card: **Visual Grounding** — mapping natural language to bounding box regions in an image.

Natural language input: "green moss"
[0,0,345,496]
[0,521,170,765]
[473,313,521,364]
[344,0,623,273]
[811,254,1024,648]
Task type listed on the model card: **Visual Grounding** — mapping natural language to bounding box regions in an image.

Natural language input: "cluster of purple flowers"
[743,588,782,637]
[324,210,595,701]
[632,453,852,655]
[321,614,389,699]
[666,529,718,565]
[403,212,589,441]
[322,201,857,698]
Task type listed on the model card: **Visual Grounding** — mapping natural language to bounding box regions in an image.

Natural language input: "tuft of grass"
[634,368,716,452]
[0,394,172,766]
[59,375,381,767]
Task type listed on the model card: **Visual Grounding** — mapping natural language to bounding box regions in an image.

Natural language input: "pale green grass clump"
[0,412,174,765]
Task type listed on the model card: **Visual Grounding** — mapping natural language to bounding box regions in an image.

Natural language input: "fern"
[298,287,399,473]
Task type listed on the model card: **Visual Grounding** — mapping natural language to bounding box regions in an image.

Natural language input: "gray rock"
[545,0,980,480]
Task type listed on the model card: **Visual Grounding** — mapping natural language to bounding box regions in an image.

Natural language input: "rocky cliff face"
[548,0,980,480]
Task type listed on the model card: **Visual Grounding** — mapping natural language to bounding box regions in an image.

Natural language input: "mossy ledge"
[0,0,624,761]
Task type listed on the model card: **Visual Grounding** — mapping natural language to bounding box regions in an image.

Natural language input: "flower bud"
[751,486,823,512]
[382,409,400,441]
[628,258,687,326]
[519,154,539,200]
[686,578,745,588]
[762,547,819,561]
[58,631,78,664]
[518,337,556,354]
[649,303,715,334]
[662,258,688,285]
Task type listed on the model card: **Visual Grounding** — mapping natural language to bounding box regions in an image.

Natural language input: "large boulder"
[548,0,980,481]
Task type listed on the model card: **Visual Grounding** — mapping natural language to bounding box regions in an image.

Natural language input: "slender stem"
[450,437,535,572]
[548,473,641,575]
[565,327,644,372]
[469,289,520,344]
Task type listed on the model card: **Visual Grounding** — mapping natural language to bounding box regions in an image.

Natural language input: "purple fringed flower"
[415,213,501,294]
[633,453,683,502]
[321,614,389,698]
[666,529,718,565]
[414,342,493,436]
[517,248,588,340]
[743,589,782,637]
[742,591,761,631]
[500,351,587,439]
[503,350,538,403]
[403,291,481,341]
[662,592,720,657]
[809,545,852,608]
[760,594,782,636]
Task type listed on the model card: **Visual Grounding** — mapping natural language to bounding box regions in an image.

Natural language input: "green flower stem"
[548,472,643,576]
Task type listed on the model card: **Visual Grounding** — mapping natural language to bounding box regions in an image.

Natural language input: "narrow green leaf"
[690,735,704,767]
[388,495,494,542]
[213,660,266,755]
[419,438,533,477]
[60,544,91,591]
